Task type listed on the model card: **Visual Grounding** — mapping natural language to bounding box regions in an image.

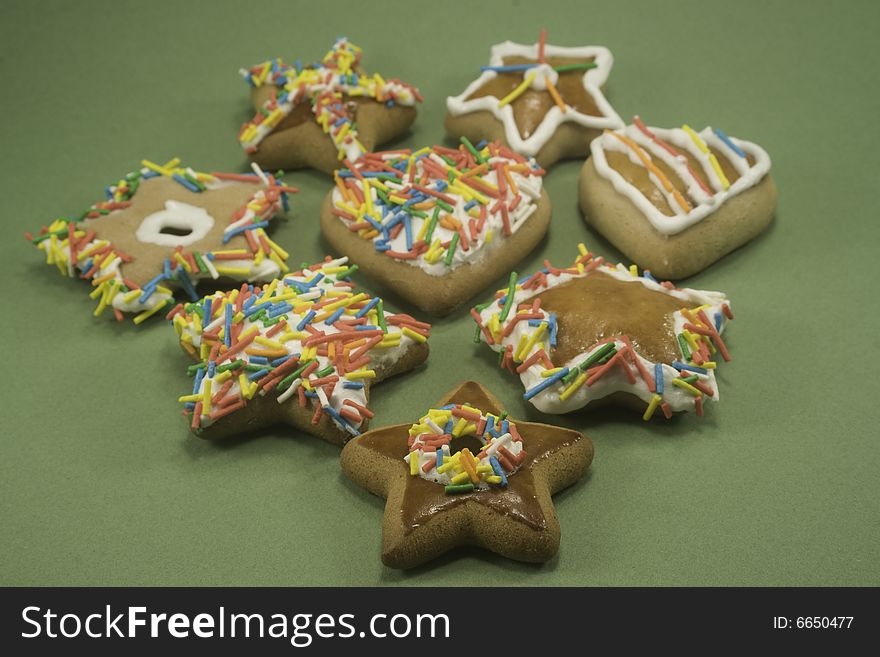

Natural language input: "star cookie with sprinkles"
[171,256,430,446]
[341,381,592,568]
[472,245,735,420]
[239,38,423,175]
[26,159,295,324]
[581,117,777,279]
[320,138,550,316]
[445,29,623,168]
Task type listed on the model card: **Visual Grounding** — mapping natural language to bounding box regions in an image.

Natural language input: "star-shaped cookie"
[320,139,550,315]
[171,256,430,446]
[341,381,593,568]
[239,38,423,174]
[445,30,623,168]
[27,159,294,323]
[472,246,734,420]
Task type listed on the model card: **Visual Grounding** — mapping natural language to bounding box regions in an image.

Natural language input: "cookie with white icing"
[319,139,551,316]
[239,38,422,175]
[341,380,592,568]
[472,246,734,420]
[171,257,430,446]
[445,31,623,169]
[580,118,777,279]
[26,158,294,324]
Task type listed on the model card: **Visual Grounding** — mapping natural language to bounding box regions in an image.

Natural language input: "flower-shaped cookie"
[320,139,550,315]
[27,159,294,323]
[446,30,623,168]
[239,38,423,174]
[472,246,734,420]
[171,257,430,446]
[341,381,593,568]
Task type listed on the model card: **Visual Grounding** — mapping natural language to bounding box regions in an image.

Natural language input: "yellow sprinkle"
[702,361,717,369]
[178,394,202,403]
[239,374,254,399]
[476,465,493,474]
[133,301,168,325]
[516,322,547,361]
[642,394,662,421]
[486,475,502,485]
[254,336,284,350]
[498,72,536,107]
[201,378,213,415]
[682,124,730,189]
[436,453,461,474]
[485,229,494,244]
[577,243,588,256]
[121,289,142,303]
[450,471,471,485]
[174,252,192,273]
[401,327,427,344]
[671,378,702,397]
[141,159,173,177]
[559,372,589,402]
[629,264,638,277]
[409,453,420,476]
[213,266,251,276]
[214,370,232,385]
[269,250,289,274]
[346,369,376,380]
[541,367,564,378]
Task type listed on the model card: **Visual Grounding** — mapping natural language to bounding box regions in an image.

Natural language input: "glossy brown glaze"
[606,147,754,216]
[537,271,684,365]
[359,419,580,535]
[465,56,599,139]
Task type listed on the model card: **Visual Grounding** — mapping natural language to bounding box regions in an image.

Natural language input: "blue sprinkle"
[480,63,538,73]
[192,366,205,395]
[500,419,509,435]
[222,221,270,244]
[463,199,478,211]
[172,173,201,193]
[374,241,391,252]
[712,127,748,158]
[355,297,380,319]
[267,302,293,318]
[163,258,172,280]
[296,310,316,331]
[281,191,290,213]
[714,312,722,332]
[444,418,454,434]
[247,368,269,381]
[654,363,664,395]
[672,361,707,375]
[249,356,268,365]
[403,215,413,251]
[343,381,365,390]
[142,170,160,179]
[356,324,379,331]
[475,140,488,150]
[435,449,443,469]
[271,354,296,367]
[323,405,360,436]
[184,402,195,411]
[177,269,199,302]
[489,456,508,487]
[304,272,324,288]
[207,360,216,378]
[523,367,569,401]
[439,404,457,410]
[325,307,345,324]
[385,99,395,108]
[549,312,558,348]
[643,270,657,282]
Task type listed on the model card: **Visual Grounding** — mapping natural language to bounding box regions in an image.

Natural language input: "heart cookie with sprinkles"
[472,246,734,420]
[445,30,623,168]
[26,158,295,324]
[580,117,776,279]
[319,139,550,316]
[171,257,430,446]
[341,381,592,568]
[239,38,422,175]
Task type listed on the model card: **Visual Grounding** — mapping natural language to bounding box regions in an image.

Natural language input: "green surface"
[2,0,878,586]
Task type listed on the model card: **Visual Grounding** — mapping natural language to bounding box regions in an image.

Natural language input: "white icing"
[528,63,557,90]
[135,201,215,247]
[591,124,772,236]
[446,40,624,157]
[331,150,544,276]
[477,262,731,415]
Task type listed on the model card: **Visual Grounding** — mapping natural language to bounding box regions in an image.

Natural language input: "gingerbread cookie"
[27,159,294,324]
[445,30,623,169]
[239,38,422,174]
[319,139,550,315]
[341,381,592,568]
[472,246,734,420]
[171,256,430,445]
[580,117,776,279]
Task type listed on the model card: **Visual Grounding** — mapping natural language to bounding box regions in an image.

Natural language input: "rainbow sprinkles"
[27,159,294,323]
[239,38,423,164]
[472,246,734,419]
[591,117,772,235]
[329,139,545,275]
[405,404,525,495]
[171,257,431,438]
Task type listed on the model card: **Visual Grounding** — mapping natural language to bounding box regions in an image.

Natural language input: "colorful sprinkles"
[472,245,734,419]
[329,139,544,272]
[239,38,422,163]
[170,256,431,436]
[404,404,525,494]
[27,158,294,323]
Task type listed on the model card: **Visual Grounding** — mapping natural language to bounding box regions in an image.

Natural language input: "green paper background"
[2,0,878,586]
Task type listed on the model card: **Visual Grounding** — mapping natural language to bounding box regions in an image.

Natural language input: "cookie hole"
[159,225,194,237]
[448,435,483,456]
